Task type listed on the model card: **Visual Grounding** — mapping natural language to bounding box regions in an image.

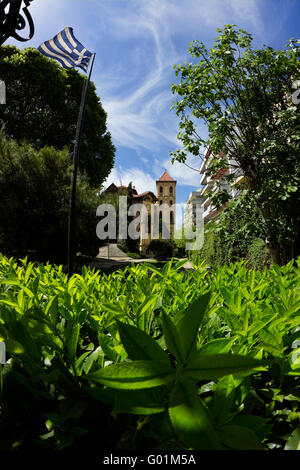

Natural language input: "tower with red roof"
[156,170,177,240]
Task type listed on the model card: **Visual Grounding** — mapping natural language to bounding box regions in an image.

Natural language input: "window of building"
[160,200,163,205]
[148,215,151,235]
[170,212,174,224]
[170,200,173,205]
[160,186,163,194]
[170,186,173,194]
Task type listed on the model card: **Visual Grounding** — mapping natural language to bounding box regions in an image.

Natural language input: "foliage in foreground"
[0,254,299,451]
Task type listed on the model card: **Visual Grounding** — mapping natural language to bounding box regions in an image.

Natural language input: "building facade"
[184,189,204,230]
[199,147,243,224]
[104,171,176,254]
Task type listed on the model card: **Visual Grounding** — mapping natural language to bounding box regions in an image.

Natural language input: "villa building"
[104,171,176,253]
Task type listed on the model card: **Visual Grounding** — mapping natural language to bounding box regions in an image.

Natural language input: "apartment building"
[199,147,243,223]
[184,189,204,229]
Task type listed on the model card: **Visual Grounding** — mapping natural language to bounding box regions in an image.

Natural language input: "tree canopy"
[0,45,115,187]
[171,25,300,264]
[0,130,101,262]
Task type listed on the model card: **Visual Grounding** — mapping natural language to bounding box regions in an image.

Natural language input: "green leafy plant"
[0,254,299,451]
[86,294,269,450]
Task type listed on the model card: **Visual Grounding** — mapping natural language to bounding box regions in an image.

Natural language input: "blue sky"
[6,0,300,225]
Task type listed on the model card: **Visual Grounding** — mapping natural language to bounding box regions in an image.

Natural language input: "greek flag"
[38,27,92,72]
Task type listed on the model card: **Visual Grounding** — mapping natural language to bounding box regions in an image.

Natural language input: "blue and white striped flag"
[38,27,93,72]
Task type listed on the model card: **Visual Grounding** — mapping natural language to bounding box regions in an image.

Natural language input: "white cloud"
[94,0,266,154]
[25,0,268,157]
[162,159,202,187]
[103,167,157,195]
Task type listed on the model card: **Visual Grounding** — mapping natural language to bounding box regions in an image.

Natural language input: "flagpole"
[67,53,96,276]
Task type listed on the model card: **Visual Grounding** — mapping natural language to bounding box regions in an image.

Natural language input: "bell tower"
[156,171,176,239]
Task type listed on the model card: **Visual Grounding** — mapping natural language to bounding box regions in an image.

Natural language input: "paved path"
[96,243,156,263]
[97,243,129,260]
[72,245,197,274]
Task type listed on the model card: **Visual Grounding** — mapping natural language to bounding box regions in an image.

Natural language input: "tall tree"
[0,130,101,262]
[0,45,115,187]
[170,25,300,264]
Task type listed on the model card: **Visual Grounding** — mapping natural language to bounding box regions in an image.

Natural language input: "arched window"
[160,200,163,205]
[170,200,173,206]
[170,212,174,224]
[160,186,163,194]
[169,186,173,194]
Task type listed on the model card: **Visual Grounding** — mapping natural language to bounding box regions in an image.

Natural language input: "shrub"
[127,252,142,259]
[0,255,299,451]
[247,238,271,270]
[190,191,268,270]
[148,239,174,260]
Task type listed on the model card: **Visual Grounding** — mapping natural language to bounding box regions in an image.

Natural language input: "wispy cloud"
[103,167,157,195]
[13,0,292,201]
[95,0,266,154]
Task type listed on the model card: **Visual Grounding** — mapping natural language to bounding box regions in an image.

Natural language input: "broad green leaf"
[84,385,115,405]
[246,315,277,337]
[211,375,236,425]
[7,321,40,361]
[162,261,172,276]
[136,295,158,332]
[114,388,165,415]
[5,338,25,355]
[86,360,175,390]
[185,354,268,381]
[67,324,80,362]
[197,337,237,356]
[174,259,192,271]
[75,351,91,375]
[161,312,185,364]
[169,379,219,450]
[288,369,300,376]
[142,264,163,278]
[177,293,211,360]
[229,415,272,442]
[101,303,124,316]
[218,425,266,450]
[117,321,169,363]
[45,295,59,325]
[284,427,300,450]
[98,333,121,362]
[24,263,34,284]
[83,347,104,375]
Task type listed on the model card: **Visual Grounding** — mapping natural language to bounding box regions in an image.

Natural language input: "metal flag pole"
[67,53,96,276]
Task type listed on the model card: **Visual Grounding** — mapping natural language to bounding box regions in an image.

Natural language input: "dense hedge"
[148,239,174,260]
[0,254,299,451]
